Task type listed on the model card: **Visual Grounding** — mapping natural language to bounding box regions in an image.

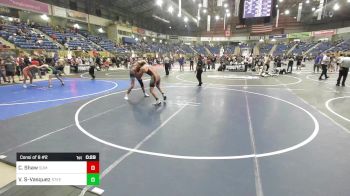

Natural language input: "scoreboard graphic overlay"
[16,153,99,186]
[243,0,272,18]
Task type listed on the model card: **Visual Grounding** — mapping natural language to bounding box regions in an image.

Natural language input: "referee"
[336,54,350,87]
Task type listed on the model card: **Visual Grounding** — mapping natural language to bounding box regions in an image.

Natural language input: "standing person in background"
[211,56,216,70]
[164,56,170,76]
[4,57,16,83]
[95,54,102,71]
[195,55,204,87]
[287,56,294,74]
[178,56,185,71]
[314,53,322,73]
[247,55,253,72]
[336,54,350,87]
[319,53,330,80]
[296,55,303,71]
[189,56,194,71]
[0,58,8,84]
[89,58,96,80]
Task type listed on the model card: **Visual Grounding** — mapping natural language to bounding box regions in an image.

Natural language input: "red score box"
[87,161,100,173]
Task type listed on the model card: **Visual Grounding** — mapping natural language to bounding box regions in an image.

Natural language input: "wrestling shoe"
[124,94,129,100]
[153,100,161,106]
[23,84,27,88]
[144,93,150,97]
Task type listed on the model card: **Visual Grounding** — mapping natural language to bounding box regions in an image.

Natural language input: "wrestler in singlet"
[136,61,166,105]
[124,62,149,100]
[22,61,40,88]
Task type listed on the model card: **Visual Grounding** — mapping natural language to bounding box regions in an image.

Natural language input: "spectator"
[4,56,16,83]
[336,54,350,87]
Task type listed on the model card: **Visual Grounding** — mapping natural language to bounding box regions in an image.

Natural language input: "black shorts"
[130,71,136,79]
[6,71,14,76]
[150,76,160,87]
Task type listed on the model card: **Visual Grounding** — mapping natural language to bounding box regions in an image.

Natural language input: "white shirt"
[321,55,330,65]
[340,57,350,68]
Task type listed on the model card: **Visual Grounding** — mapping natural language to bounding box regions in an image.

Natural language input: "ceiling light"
[184,16,188,22]
[284,10,290,15]
[215,15,220,20]
[224,3,228,8]
[98,27,104,33]
[73,24,80,29]
[227,13,231,17]
[312,7,316,11]
[203,9,207,13]
[198,3,202,7]
[152,38,155,42]
[279,0,283,2]
[168,6,174,14]
[41,14,49,21]
[156,0,163,7]
[306,0,310,4]
[276,5,279,8]
[333,3,340,11]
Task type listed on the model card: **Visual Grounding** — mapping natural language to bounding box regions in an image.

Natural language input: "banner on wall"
[157,34,167,39]
[200,37,212,41]
[0,6,18,17]
[268,34,287,39]
[66,10,88,22]
[131,27,138,34]
[235,24,247,29]
[249,36,263,40]
[0,0,49,14]
[287,32,311,39]
[137,28,145,35]
[312,29,336,37]
[52,6,66,18]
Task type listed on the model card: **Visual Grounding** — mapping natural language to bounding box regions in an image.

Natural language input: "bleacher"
[259,44,273,55]
[308,41,333,55]
[326,40,350,53]
[207,45,220,55]
[193,45,207,55]
[224,45,235,54]
[291,42,317,55]
[38,26,102,51]
[79,30,128,53]
[0,23,59,50]
[273,43,294,56]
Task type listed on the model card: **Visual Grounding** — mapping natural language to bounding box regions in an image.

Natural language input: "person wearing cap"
[336,54,350,87]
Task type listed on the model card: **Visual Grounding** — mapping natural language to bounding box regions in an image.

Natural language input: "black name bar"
[16,153,99,161]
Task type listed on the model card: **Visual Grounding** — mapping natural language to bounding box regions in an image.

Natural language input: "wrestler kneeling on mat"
[134,60,166,105]
[124,60,149,100]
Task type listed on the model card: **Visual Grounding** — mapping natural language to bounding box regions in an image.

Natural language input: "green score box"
[87,174,100,186]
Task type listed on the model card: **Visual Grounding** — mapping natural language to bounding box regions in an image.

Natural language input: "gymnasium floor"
[1,64,350,196]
